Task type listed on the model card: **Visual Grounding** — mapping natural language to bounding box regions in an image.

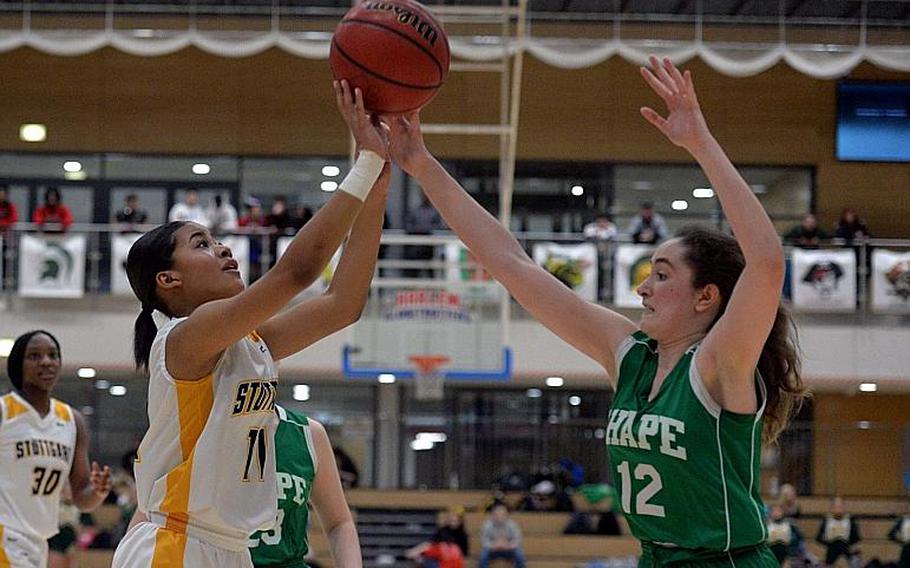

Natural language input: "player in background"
[248,405,359,568]
[113,80,388,568]
[383,56,806,567]
[0,330,113,568]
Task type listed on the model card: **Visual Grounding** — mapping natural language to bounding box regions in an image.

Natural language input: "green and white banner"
[532,242,598,302]
[613,244,656,308]
[111,233,142,296]
[18,234,86,298]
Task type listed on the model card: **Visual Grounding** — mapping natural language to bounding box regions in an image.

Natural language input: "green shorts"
[639,542,778,568]
[47,525,77,554]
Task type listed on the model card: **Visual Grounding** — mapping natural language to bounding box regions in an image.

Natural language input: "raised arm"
[640,57,784,404]
[167,81,387,379]
[257,164,391,360]
[384,113,636,382]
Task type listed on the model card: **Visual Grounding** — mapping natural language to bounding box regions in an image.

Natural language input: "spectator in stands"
[887,501,910,568]
[584,213,617,241]
[0,184,19,231]
[290,204,314,232]
[779,483,801,519]
[33,186,74,232]
[405,194,444,278]
[333,446,360,489]
[479,503,526,568]
[834,208,871,245]
[168,189,208,226]
[239,198,270,283]
[406,508,469,567]
[115,194,148,227]
[627,202,668,244]
[206,194,238,237]
[766,504,803,566]
[784,214,829,249]
[266,195,294,234]
[816,497,861,568]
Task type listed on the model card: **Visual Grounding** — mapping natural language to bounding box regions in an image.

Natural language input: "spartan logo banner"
[532,242,598,302]
[18,234,86,298]
[791,248,856,312]
[614,244,656,308]
[872,249,910,313]
[111,233,142,296]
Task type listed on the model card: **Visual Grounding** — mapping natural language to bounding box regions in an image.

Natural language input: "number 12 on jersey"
[617,461,665,517]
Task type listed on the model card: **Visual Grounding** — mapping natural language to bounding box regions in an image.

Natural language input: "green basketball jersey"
[606,331,768,561]
[249,406,317,568]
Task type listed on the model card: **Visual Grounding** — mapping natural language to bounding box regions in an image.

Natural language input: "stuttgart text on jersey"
[14,438,72,463]
[604,409,687,461]
[231,380,279,416]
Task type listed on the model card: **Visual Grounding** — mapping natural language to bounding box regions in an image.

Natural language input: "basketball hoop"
[409,355,449,401]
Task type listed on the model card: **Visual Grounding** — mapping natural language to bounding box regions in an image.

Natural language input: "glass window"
[6,184,30,222]
[0,154,101,180]
[104,155,238,182]
[241,157,348,212]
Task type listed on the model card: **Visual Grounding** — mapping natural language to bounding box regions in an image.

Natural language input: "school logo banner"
[614,244,656,308]
[532,242,598,302]
[872,249,910,313]
[790,248,856,312]
[111,233,142,296]
[18,234,86,298]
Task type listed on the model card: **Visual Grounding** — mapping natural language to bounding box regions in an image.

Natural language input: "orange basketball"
[329,0,450,114]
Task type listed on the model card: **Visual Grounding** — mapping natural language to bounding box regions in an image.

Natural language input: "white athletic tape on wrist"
[339,151,384,202]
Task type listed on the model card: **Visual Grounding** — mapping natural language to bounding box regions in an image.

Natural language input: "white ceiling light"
[378,373,396,384]
[632,181,653,191]
[526,388,542,399]
[80,406,95,416]
[94,379,111,390]
[64,171,87,181]
[570,185,584,196]
[322,165,341,177]
[692,187,714,199]
[192,163,211,175]
[134,29,156,38]
[416,432,447,443]
[569,395,581,406]
[750,184,767,194]
[545,376,565,388]
[857,420,871,430]
[293,384,311,401]
[410,438,435,451]
[671,200,689,211]
[20,123,47,142]
[0,338,14,357]
[63,161,82,173]
[858,382,878,393]
[320,181,338,193]
[110,385,127,397]
[77,367,97,379]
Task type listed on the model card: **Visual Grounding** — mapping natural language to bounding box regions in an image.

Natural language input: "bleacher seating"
[71,491,909,568]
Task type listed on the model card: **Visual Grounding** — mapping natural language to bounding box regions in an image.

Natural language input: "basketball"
[329,0,450,114]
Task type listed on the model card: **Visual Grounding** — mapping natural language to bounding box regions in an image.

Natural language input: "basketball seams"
[337,17,445,82]
[332,38,441,92]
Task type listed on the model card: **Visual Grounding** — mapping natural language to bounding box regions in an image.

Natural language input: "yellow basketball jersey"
[0,392,77,539]
[134,317,279,551]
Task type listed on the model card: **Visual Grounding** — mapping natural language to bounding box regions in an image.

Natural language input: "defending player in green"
[248,406,359,568]
[383,56,806,567]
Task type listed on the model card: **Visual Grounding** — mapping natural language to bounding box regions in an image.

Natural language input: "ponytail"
[125,221,185,372]
[133,307,158,373]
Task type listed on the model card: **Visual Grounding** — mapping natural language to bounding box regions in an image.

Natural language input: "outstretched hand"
[90,461,113,497]
[381,111,433,177]
[639,56,713,153]
[334,80,389,160]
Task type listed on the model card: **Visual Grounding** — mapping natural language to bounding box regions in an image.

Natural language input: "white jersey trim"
[303,422,318,476]
[614,334,653,388]
[688,355,722,419]
[716,415,732,552]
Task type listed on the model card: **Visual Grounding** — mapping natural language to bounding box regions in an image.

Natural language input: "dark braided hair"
[6,330,61,390]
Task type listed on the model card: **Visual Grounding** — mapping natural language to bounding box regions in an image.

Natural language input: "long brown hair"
[677,227,808,443]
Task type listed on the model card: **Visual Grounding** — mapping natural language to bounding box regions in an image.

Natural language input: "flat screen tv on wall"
[836,81,910,163]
